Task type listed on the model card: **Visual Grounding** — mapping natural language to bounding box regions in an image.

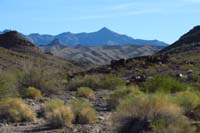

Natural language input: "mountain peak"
[98,27,113,33]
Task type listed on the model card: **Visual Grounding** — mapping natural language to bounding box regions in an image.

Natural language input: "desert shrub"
[20,63,65,95]
[67,74,126,90]
[46,105,74,128]
[44,99,65,112]
[23,86,42,99]
[67,75,100,91]
[44,98,74,128]
[70,99,96,124]
[99,74,126,90]
[0,98,36,122]
[76,87,95,100]
[0,70,20,99]
[142,75,186,93]
[173,90,200,118]
[107,85,143,110]
[114,94,195,133]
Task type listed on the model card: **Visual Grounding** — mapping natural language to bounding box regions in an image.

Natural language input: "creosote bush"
[114,93,195,133]
[108,85,143,110]
[67,74,126,90]
[0,70,20,99]
[24,86,42,100]
[142,75,186,93]
[0,98,36,122]
[70,99,96,124]
[44,99,74,128]
[76,87,95,100]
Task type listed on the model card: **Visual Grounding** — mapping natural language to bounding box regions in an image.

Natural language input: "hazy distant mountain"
[40,43,164,66]
[24,27,167,46]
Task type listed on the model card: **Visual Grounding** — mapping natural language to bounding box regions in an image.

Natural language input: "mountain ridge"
[0,27,168,46]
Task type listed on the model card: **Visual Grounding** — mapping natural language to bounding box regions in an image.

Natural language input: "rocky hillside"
[40,39,163,66]
[159,25,200,54]
[0,31,80,72]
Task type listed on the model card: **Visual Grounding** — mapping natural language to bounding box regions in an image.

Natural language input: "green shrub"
[20,64,65,95]
[76,87,95,100]
[67,75,100,91]
[99,74,126,90]
[24,87,42,99]
[0,70,19,99]
[67,74,126,90]
[0,98,36,122]
[114,93,195,133]
[142,75,186,93]
[70,99,96,124]
[173,91,200,117]
[107,85,143,110]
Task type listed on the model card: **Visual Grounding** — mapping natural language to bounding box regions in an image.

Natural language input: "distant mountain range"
[0,27,168,46]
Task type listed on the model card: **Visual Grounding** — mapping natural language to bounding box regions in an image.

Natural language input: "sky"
[0,0,200,44]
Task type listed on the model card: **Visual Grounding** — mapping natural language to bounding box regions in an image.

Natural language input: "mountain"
[159,25,200,54]
[40,44,163,66]
[79,25,200,84]
[25,27,167,46]
[0,31,80,72]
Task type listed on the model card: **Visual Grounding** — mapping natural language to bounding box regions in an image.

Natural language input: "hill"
[0,31,80,73]
[25,27,167,46]
[40,41,163,66]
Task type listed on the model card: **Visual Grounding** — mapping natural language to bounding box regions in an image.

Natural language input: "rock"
[98,116,105,121]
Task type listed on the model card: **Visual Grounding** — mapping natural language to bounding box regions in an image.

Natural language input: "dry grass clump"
[114,93,195,133]
[44,99,74,128]
[107,85,143,110]
[70,99,96,124]
[173,90,200,119]
[0,98,36,122]
[23,86,42,100]
[76,87,95,100]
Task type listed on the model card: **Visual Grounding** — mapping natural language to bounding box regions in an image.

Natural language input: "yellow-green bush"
[46,105,74,128]
[0,98,36,122]
[142,75,186,93]
[44,99,74,128]
[173,91,200,116]
[107,85,143,110]
[99,74,126,90]
[0,70,19,99]
[67,74,126,90]
[70,99,96,124]
[114,94,195,133]
[76,87,95,100]
[24,87,42,99]
[44,99,65,112]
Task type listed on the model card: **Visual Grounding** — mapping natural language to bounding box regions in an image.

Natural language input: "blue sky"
[0,0,200,43]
